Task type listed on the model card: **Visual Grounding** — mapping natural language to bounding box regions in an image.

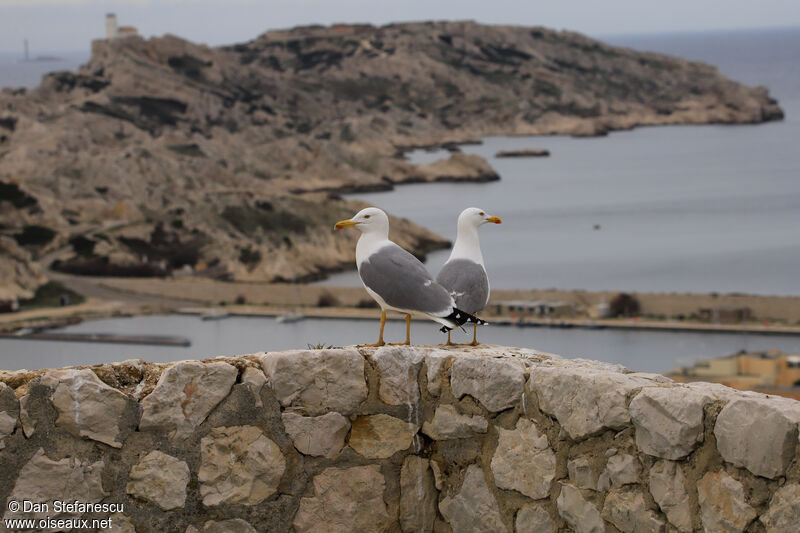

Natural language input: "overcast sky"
[1,0,799,54]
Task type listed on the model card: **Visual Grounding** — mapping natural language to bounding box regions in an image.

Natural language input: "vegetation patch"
[221,204,307,236]
[14,225,56,247]
[166,143,206,157]
[52,256,168,277]
[19,281,85,309]
[0,181,38,208]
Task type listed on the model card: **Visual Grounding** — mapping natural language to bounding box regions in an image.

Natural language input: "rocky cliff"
[1,346,799,532]
[0,21,784,298]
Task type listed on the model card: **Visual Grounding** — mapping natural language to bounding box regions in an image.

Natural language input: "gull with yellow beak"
[334,207,486,346]
[436,207,502,345]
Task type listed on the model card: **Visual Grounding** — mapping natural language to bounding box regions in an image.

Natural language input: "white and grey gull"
[436,207,502,345]
[334,207,486,346]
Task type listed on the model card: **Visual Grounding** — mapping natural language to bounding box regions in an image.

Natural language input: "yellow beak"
[334,218,359,230]
[487,216,502,224]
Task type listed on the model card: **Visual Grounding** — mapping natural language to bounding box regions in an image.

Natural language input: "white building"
[105,13,138,40]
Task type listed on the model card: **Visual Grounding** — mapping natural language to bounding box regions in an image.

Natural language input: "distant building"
[668,350,800,399]
[105,14,139,40]
[493,300,575,319]
[105,13,117,40]
[698,306,752,324]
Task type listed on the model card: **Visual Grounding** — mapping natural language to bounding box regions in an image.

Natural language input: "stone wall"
[1,345,799,532]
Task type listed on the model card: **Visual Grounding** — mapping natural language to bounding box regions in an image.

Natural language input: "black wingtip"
[439,308,489,332]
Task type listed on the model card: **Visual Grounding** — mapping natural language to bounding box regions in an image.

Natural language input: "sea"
[321,27,800,296]
[1,28,799,371]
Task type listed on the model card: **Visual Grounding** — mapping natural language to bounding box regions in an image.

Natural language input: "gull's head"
[458,207,502,228]
[334,207,389,234]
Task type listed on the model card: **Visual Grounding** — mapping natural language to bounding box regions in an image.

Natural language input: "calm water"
[0,50,89,88]
[1,314,799,373]
[322,28,800,295]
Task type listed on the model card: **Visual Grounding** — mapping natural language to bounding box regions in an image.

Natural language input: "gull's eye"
[479,212,485,216]
[364,214,371,219]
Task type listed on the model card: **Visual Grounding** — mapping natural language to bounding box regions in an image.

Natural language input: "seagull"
[436,207,502,345]
[334,207,486,346]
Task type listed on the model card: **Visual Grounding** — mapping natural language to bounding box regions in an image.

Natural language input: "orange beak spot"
[334,219,358,230]
[487,216,502,224]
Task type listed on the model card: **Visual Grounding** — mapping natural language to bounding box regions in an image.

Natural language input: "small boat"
[201,309,230,321]
[276,312,305,324]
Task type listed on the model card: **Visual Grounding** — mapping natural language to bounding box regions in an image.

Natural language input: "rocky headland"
[0,21,784,300]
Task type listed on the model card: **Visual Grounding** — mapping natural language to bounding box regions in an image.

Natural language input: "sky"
[1,0,800,54]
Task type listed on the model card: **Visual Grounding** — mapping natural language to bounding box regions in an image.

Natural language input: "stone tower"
[105,13,118,40]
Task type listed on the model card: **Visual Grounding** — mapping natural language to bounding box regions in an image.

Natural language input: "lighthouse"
[105,13,118,40]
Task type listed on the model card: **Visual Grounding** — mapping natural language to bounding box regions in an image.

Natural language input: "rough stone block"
[515,504,555,533]
[450,354,525,412]
[602,488,665,533]
[714,397,799,479]
[491,418,555,499]
[293,465,391,533]
[556,482,605,533]
[126,450,189,510]
[349,413,417,459]
[3,448,106,524]
[439,464,506,533]
[421,404,488,440]
[568,455,598,490]
[629,386,713,460]
[531,366,648,439]
[42,368,130,448]
[648,460,692,533]
[139,361,237,440]
[187,519,258,533]
[372,345,426,406]
[282,411,349,458]
[400,455,437,533]
[198,425,286,506]
[426,350,452,396]
[260,349,367,415]
[696,471,757,533]
[760,483,800,533]
[604,453,641,487]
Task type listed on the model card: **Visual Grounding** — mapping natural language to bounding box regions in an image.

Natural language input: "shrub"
[609,293,641,317]
[317,291,340,308]
[14,225,56,246]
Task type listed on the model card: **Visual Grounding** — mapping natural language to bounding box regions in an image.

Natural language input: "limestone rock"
[43,368,130,448]
[293,465,391,533]
[515,504,555,533]
[3,448,106,524]
[19,393,36,437]
[260,349,367,415]
[556,482,605,533]
[531,367,648,439]
[199,425,286,506]
[760,483,800,533]
[421,404,488,440]
[126,450,189,511]
[400,455,437,533]
[602,489,665,533]
[349,413,417,459]
[241,366,267,407]
[191,519,257,533]
[629,386,713,460]
[568,456,598,490]
[439,464,506,533]
[603,453,641,487]
[0,382,18,449]
[139,361,237,440]
[696,471,757,533]
[648,460,692,532]
[426,350,452,396]
[491,418,555,499]
[450,355,525,412]
[373,346,426,405]
[282,411,350,458]
[714,398,799,478]
[99,513,137,533]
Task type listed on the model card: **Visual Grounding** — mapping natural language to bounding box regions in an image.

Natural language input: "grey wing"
[359,245,454,315]
[435,259,489,314]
